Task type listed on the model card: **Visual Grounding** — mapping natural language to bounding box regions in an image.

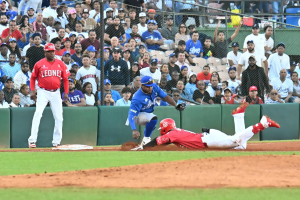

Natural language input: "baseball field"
[1,140,300,199]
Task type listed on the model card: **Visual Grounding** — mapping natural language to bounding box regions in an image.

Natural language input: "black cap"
[291,61,297,66]
[188,24,195,29]
[112,47,121,52]
[119,8,124,12]
[249,55,256,60]
[133,61,139,66]
[252,24,259,29]
[5,76,13,83]
[247,40,254,44]
[232,42,239,47]
[277,42,285,49]
[150,58,158,64]
[166,15,173,19]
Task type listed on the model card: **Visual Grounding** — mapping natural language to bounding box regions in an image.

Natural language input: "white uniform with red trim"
[76,65,97,93]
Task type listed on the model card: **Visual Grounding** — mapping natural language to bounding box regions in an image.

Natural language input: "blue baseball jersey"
[142,31,162,50]
[185,39,203,57]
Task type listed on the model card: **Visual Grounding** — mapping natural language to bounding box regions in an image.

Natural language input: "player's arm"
[144,135,171,148]
[162,95,177,107]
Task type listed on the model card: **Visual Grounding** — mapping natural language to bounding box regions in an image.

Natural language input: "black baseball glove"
[176,103,186,111]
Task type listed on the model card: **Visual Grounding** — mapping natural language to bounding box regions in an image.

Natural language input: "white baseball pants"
[201,113,255,150]
[28,88,63,145]
[125,112,156,126]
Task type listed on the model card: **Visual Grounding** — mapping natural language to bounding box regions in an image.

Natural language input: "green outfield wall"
[1,104,299,148]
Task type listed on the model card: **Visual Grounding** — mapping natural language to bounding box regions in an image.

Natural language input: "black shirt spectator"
[105,24,125,40]
[26,45,45,71]
[122,0,145,15]
[193,90,212,104]
[166,71,180,93]
[168,53,181,75]
[3,77,18,104]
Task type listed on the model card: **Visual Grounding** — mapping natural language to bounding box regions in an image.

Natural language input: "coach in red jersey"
[28,43,70,148]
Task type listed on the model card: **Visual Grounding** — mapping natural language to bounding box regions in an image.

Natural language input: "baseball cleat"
[260,115,280,128]
[52,144,60,147]
[141,137,151,146]
[29,142,36,148]
[231,102,249,115]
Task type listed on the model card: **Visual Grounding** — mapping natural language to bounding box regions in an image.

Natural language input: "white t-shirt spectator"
[238,51,267,69]
[138,23,147,36]
[265,36,274,55]
[42,7,57,18]
[271,78,293,98]
[84,93,95,106]
[76,65,98,94]
[140,67,161,84]
[227,79,241,94]
[268,53,290,82]
[227,51,242,66]
[243,33,265,56]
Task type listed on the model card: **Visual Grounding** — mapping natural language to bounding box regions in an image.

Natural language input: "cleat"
[29,142,36,148]
[141,137,151,146]
[53,144,60,147]
[260,115,280,128]
[231,102,249,115]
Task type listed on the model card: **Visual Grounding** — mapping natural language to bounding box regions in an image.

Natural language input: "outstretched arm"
[230,20,243,41]
[213,20,221,43]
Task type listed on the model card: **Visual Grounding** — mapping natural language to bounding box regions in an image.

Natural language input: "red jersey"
[55,49,64,56]
[30,58,70,92]
[242,96,263,104]
[222,96,235,104]
[197,71,211,82]
[156,128,207,150]
[1,28,23,43]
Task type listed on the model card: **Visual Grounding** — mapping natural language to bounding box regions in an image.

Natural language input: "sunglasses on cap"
[142,80,154,85]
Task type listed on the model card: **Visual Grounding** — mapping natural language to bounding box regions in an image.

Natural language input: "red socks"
[252,123,265,134]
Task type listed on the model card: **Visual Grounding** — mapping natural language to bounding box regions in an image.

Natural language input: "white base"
[52,144,93,151]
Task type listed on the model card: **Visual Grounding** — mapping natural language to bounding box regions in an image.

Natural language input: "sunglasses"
[271,93,278,95]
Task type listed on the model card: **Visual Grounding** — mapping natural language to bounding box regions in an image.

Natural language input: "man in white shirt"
[0,14,8,36]
[237,40,268,80]
[140,58,161,84]
[227,42,242,66]
[264,25,274,58]
[42,0,57,19]
[137,12,147,36]
[175,51,192,75]
[227,67,241,94]
[243,24,265,56]
[89,0,100,22]
[104,1,118,18]
[268,42,290,82]
[0,90,9,108]
[14,60,31,90]
[70,22,89,39]
[271,69,293,103]
[206,76,219,97]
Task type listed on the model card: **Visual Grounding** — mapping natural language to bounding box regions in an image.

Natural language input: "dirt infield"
[0,155,300,188]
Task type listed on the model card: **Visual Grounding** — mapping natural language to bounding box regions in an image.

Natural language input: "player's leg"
[134,112,157,145]
[49,90,64,146]
[201,129,239,149]
[28,89,50,147]
[231,102,249,133]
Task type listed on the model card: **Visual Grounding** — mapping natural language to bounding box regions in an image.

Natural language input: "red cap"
[249,86,257,91]
[148,9,155,13]
[44,43,55,51]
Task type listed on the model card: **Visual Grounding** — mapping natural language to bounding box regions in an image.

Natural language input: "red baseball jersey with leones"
[30,58,70,90]
[156,128,206,149]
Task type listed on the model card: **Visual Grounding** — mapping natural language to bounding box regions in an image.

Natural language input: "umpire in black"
[104,48,130,94]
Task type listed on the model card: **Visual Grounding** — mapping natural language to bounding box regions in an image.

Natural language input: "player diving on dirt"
[131,102,280,150]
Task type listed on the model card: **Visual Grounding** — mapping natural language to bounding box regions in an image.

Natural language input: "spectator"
[0,90,9,108]
[107,0,118,17]
[82,82,97,106]
[62,79,86,107]
[176,80,192,101]
[8,38,21,61]
[104,16,126,45]
[213,20,242,59]
[102,93,115,106]
[83,45,97,60]
[22,36,34,58]
[26,33,45,71]
[138,51,150,69]
[96,48,110,70]
[18,15,34,34]
[147,9,162,29]
[128,8,139,27]
[179,65,188,85]
[104,8,114,21]
[80,8,97,31]
[161,15,177,44]
[81,0,93,11]
[51,37,63,58]
[32,12,47,41]
[134,44,147,62]
[71,43,83,67]
[185,73,197,95]
[291,71,300,101]
[197,64,211,83]
[172,89,185,105]
[130,62,140,82]
[185,31,203,58]
[227,42,242,66]
[27,7,37,23]
[211,71,221,83]
[142,20,163,51]
[1,20,26,44]
[19,84,35,107]
[128,38,139,58]
[212,87,223,104]
[81,30,100,52]
[49,26,68,42]
[9,93,22,107]
[61,51,71,70]
[287,61,297,79]
[13,61,30,90]
[124,17,131,32]
[98,79,121,103]
[77,34,85,43]
[129,76,141,100]
[17,25,30,50]
[155,96,169,106]
[89,0,100,22]
[202,37,215,59]
[68,69,81,90]
[122,48,131,69]
[265,89,285,104]
[237,40,268,80]
[55,6,69,30]
[221,88,236,104]
[137,12,147,36]
[75,2,82,20]
[175,23,190,45]
[110,36,121,50]
[69,33,78,49]
[68,9,79,31]
[140,58,161,83]
[130,24,143,46]
[159,78,168,92]
[268,42,290,82]
[166,71,180,93]
[122,0,146,14]
[160,64,171,81]
[60,3,69,16]
[71,22,88,38]
[173,40,194,66]
[179,0,200,27]
[0,14,8,35]
[0,43,9,68]
[42,0,58,18]
[227,67,240,94]
[2,76,17,103]
[243,24,265,56]
[264,25,274,58]
[168,53,180,74]
[46,16,56,36]
[243,86,264,104]
[104,48,130,93]
[76,55,98,94]
[241,56,270,100]
[116,87,132,106]
[62,38,75,54]
[193,80,213,104]
[2,53,20,78]
[271,69,293,103]
[206,76,219,97]
[175,51,191,75]
[118,8,126,21]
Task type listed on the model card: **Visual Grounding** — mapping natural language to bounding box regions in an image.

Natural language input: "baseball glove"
[176,103,186,111]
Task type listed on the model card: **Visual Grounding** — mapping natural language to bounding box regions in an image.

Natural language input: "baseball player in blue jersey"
[126,76,186,145]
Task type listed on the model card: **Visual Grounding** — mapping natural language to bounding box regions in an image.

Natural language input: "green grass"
[0,151,300,176]
[1,188,300,200]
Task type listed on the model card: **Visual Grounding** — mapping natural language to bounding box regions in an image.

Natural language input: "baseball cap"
[166,15,173,19]
[252,24,259,29]
[247,40,254,44]
[189,72,196,78]
[249,55,256,60]
[9,38,17,42]
[141,76,154,87]
[277,42,285,49]
[224,88,232,93]
[112,47,121,53]
[69,33,76,37]
[188,24,195,29]
[31,32,41,39]
[78,33,85,38]
[291,61,297,66]
[121,20,126,24]
[132,61,139,66]
[228,66,236,73]
[231,42,239,47]
[63,51,71,56]
[249,86,258,91]
[87,45,97,52]
[0,43,8,47]
[44,43,55,51]
[6,10,17,20]
[0,0,6,3]
[63,37,71,42]
[82,8,89,13]
[119,8,125,12]
[139,44,146,49]
[147,20,157,25]
[69,8,76,14]
[148,9,155,13]
[5,76,13,83]
[169,53,175,58]
[139,12,146,17]
[68,79,75,84]
[181,66,188,71]
[150,58,158,64]
[27,7,34,11]
[106,8,113,12]
[104,79,111,85]
[124,48,131,52]
[71,62,79,67]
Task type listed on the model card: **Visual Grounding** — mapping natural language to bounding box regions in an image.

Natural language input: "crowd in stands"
[0,0,299,109]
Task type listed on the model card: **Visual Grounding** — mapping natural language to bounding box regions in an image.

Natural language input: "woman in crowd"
[179,66,189,85]
[160,64,171,81]
[130,62,140,82]
[138,52,150,69]
[77,34,85,43]
[175,23,190,45]
[8,38,22,62]
[19,84,35,107]
[185,73,197,95]
[193,80,214,104]
[82,82,98,106]
[68,9,79,31]
[211,71,221,83]
[176,80,193,101]
[9,94,23,107]
[291,72,300,102]
[81,0,93,11]
[102,93,115,106]
[18,15,34,33]
[69,33,77,49]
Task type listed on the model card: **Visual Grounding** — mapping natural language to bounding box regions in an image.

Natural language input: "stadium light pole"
[100,0,105,106]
